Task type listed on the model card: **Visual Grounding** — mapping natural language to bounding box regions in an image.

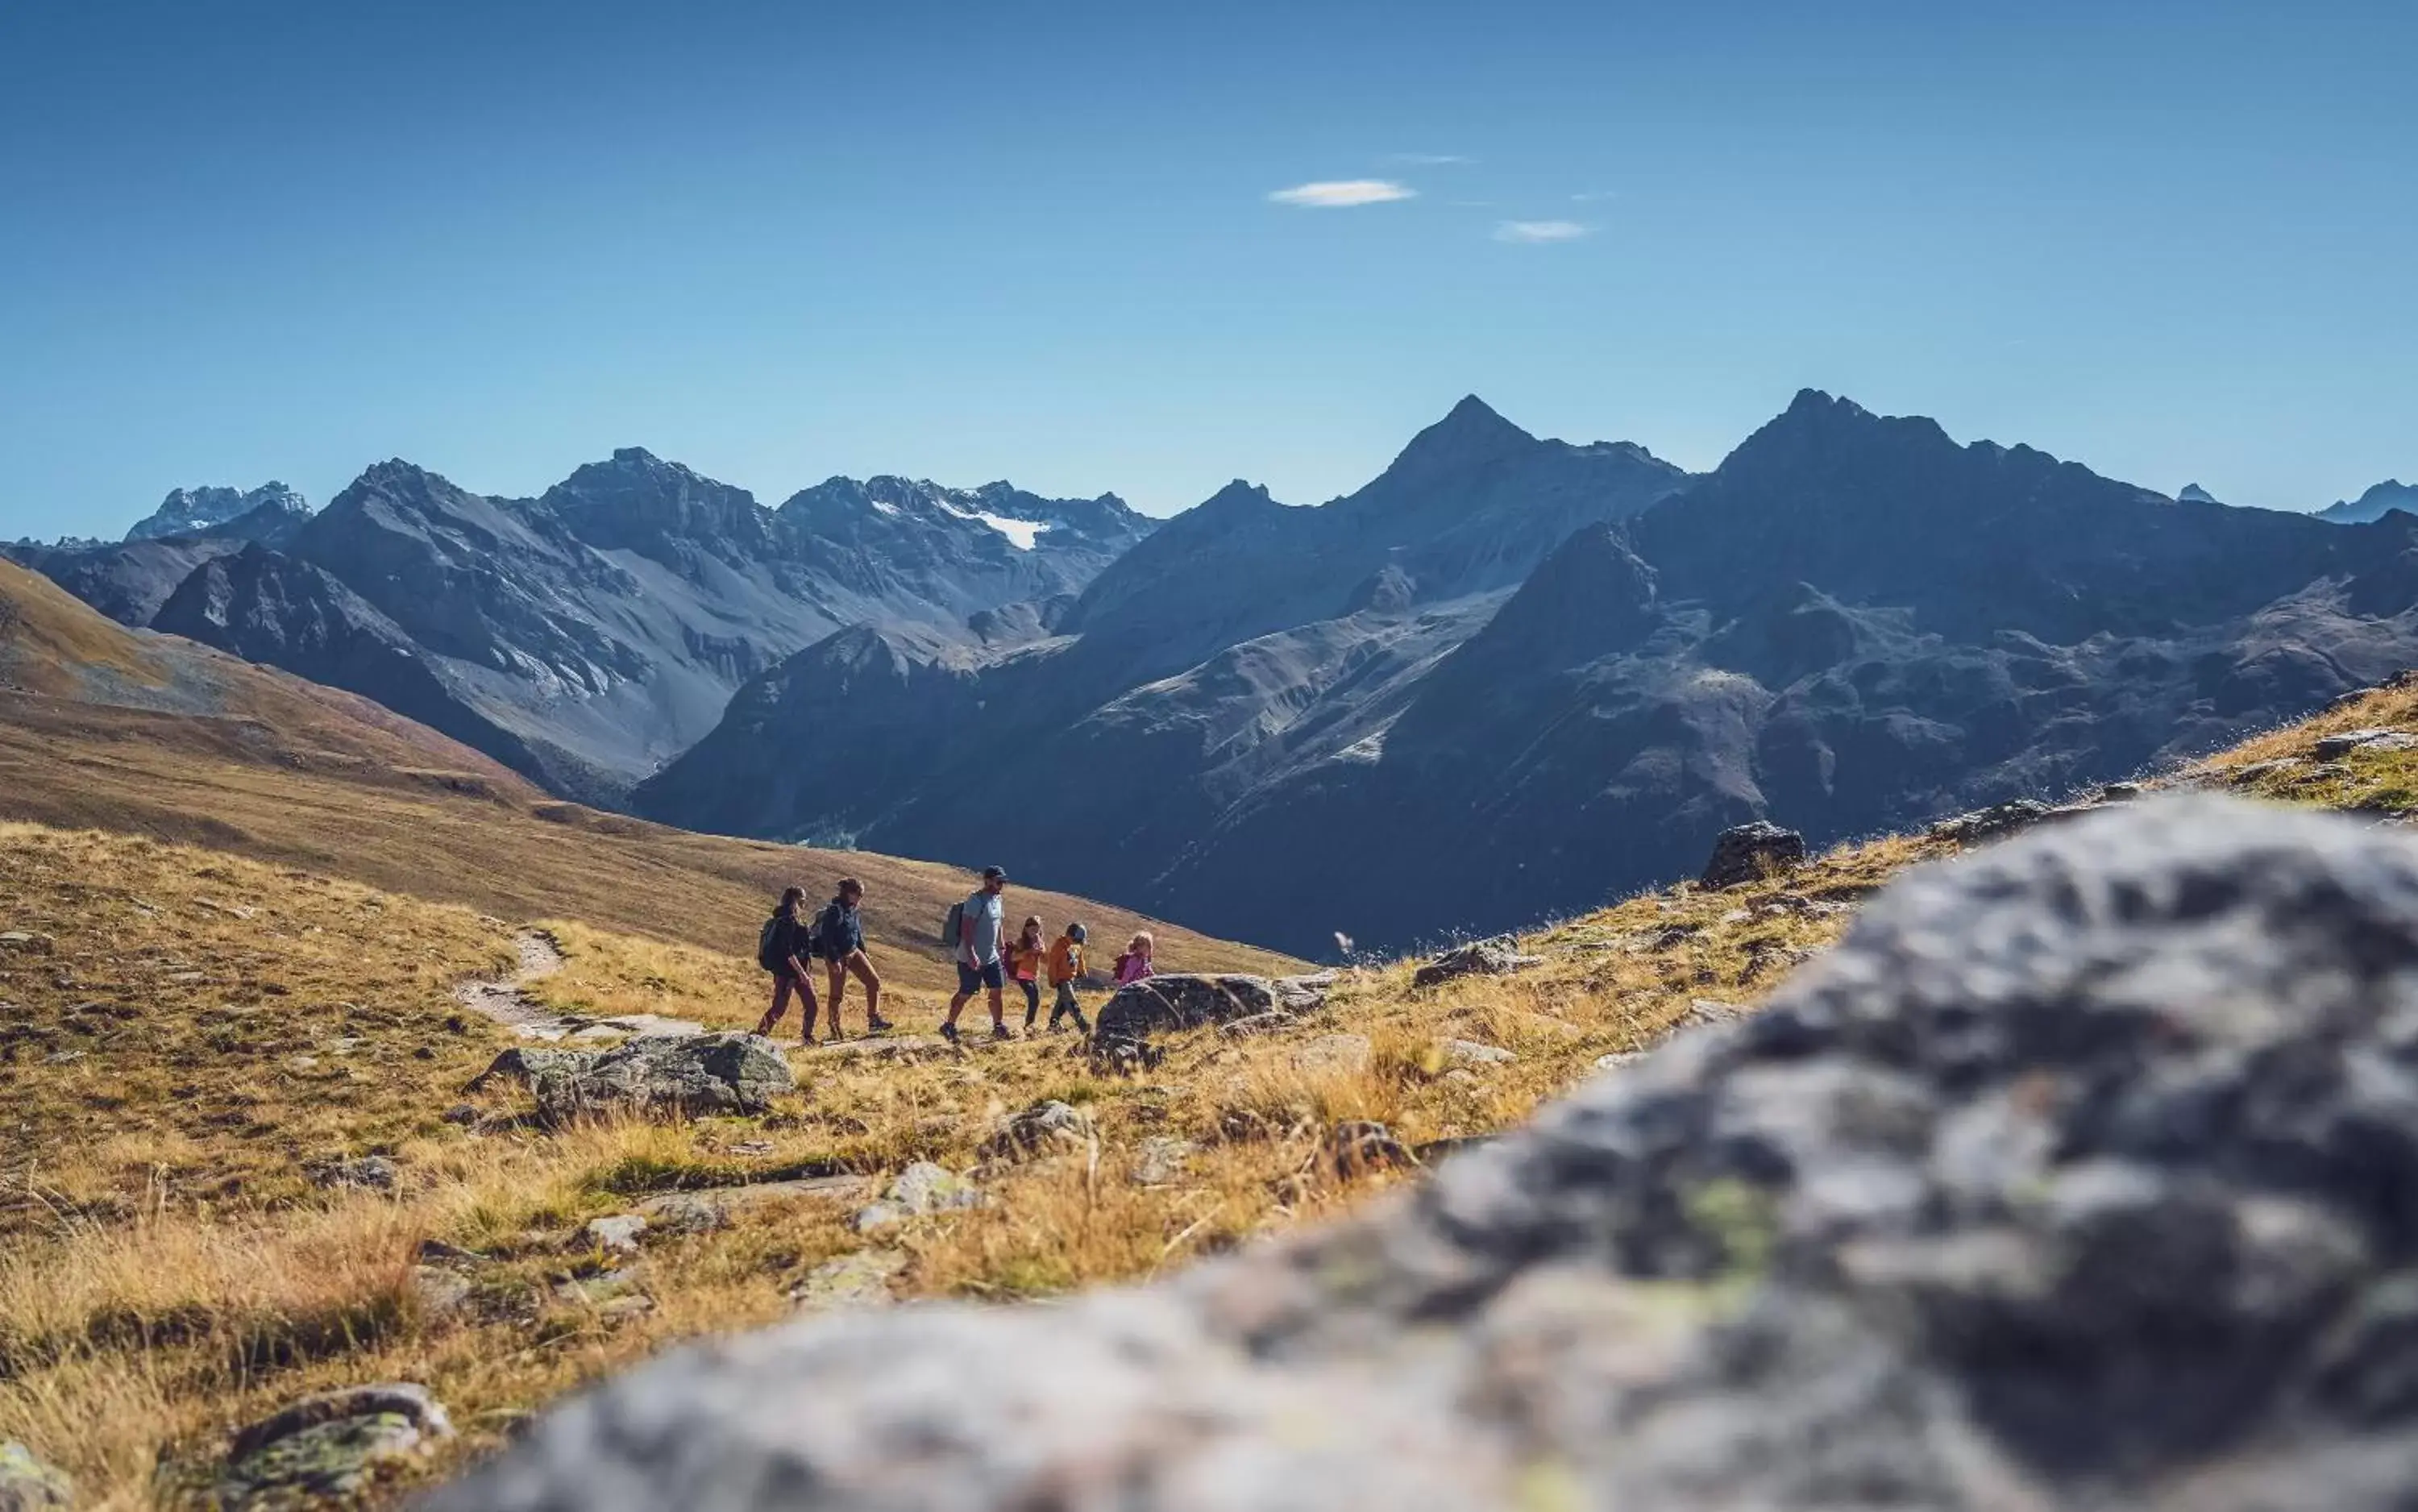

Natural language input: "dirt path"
[453,929,702,1045]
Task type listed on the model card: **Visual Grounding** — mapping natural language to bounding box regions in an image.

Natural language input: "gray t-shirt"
[962,888,1005,966]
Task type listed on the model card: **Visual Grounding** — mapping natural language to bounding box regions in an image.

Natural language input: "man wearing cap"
[941,864,1012,1042]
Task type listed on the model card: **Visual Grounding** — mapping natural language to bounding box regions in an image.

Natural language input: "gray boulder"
[0,1441,71,1511]
[463,1045,592,1092]
[220,1383,450,1506]
[1697,819,1806,889]
[1093,973,1340,1044]
[531,1033,793,1124]
[2315,727,2418,760]
[1411,935,1540,988]
[430,795,2418,1512]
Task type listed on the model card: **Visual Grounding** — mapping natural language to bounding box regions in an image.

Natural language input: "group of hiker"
[755,865,1158,1045]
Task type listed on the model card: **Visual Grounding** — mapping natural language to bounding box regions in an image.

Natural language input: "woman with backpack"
[753,887,822,1044]
[816,878,893,1037]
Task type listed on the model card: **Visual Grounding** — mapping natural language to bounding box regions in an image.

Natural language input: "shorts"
[957,958,1005,994]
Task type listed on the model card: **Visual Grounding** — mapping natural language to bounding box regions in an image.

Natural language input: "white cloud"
[1390,152,1472,165]
[1268,179,1417,208]
[1570,189,1617,202]
[1494,219,1591,243]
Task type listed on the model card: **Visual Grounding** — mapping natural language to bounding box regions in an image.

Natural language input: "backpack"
[941,899,965,949]
[756,912,787,972]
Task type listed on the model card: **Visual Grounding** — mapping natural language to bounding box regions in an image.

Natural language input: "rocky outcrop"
[429,796,2418,1511]
[1092,973,1336,1044]
[1698,819,1806,889]
[1410,935,1540,988]
[529,1033,794,1124]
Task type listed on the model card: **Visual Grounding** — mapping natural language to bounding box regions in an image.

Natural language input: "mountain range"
[637,393,2418,957]
[6,451,1150,804]
[10,397,2416,958]
[2318,479,2418,525]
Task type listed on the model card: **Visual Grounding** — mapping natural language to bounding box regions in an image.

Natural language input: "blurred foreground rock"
[426,796,2418,1510]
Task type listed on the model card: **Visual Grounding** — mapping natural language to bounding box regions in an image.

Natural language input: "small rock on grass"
[1327,1120,1411,1177]
[218,1384,451,1508]
[791,1249,908,1311]
[1292,1032,1372,1076]
[0,932,55,956]
[409,1266,474,1320]
[310,1155,398,1192]
[1131,1136,1196,1186]
[555,1269,647,1310]
[0,1440,73,1510]
[585,1215,647,1254]
[982,1100,1091,1161]
[1443,1038,1516,1066]
[854,1161,980,1233]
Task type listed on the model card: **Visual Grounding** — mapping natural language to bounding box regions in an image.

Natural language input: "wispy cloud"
[1494,219,1592,243]
[1390,152,1472,166]
[1269,179,1418,208]
[1569,189,1617,203]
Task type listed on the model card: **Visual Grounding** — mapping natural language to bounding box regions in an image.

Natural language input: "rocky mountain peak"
[127,482,309,543]
[1382,395,1536,478]
[544,450,762,547]
[2178,483,2222,505]
[1714,388,1961,488]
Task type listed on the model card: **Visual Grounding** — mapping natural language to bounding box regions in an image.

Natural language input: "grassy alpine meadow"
[8,674,2418,1506]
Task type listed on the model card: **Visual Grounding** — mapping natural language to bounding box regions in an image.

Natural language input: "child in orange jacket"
[1045,922,1091,1033]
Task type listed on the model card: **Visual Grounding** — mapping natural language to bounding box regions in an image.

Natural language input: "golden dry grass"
[12,567,2418,1510]
[0,810,1938,1506]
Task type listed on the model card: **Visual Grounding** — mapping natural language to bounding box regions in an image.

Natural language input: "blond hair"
[1127,929,1153,956]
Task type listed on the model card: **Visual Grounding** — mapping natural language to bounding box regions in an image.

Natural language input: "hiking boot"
[938,1021,960,1045]
[992,1021,1016,1041]
[868,1014,895,1034]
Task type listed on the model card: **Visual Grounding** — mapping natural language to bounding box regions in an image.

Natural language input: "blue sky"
[3,1,2412,538]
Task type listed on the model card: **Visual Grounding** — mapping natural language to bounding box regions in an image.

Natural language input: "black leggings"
[1017,978,1041,1022]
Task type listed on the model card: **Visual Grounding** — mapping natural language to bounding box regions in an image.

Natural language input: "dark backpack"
[756,912,788,972]
[941,899,964,949]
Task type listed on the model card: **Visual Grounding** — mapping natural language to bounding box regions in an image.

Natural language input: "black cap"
[981,865,1007,882]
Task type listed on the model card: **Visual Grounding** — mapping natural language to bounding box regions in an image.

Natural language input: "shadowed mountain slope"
[648,393,2418,959]
[639,399,1697,937]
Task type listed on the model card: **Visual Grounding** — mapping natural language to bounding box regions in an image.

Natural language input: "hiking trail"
[453,929,703,1044]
